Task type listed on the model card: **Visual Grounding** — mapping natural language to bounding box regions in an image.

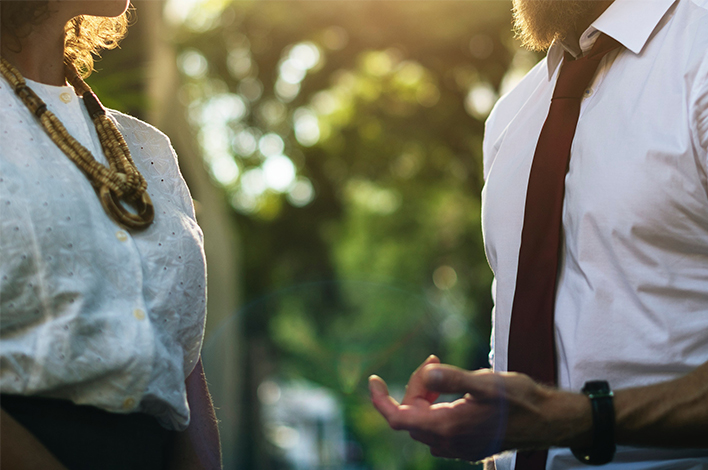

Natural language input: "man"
[370,0,708,468]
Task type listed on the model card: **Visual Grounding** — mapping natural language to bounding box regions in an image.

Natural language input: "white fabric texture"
[0,78,206,431]
[482,0,708,467]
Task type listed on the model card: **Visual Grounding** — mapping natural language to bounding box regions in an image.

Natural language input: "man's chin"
[512,0,597,51]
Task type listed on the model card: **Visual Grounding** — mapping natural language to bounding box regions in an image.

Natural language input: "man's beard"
[512,0,599,51]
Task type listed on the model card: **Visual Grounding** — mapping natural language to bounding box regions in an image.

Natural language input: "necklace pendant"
[1,57,156,230]
[99,185,155,231]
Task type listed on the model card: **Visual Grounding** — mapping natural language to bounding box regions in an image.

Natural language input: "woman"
[0,1,221,469]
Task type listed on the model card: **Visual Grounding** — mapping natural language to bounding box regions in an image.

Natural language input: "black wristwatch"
[571,380,616,465]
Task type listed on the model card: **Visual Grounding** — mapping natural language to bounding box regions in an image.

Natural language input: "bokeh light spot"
[210,155,240,185]
[258,380,282,405]
[272,425,299,449]
[178,49,208,78]
[263,155,297,192]
[240,168,267,196]
[347,180,401,214]
[227,48,253,79]
[395,61,425,86]
[275,78,301,102]
[232,129,258,157]
[238,78,263,102]
[259,133,285,158]
[311,91,339,115]
[362,51,393,77]
[290,42,321,70]
[294,108,320,147]
[464,82,498,120]
[230,190,257,214]
[279,59,307,85]
[259,100,287,126]
[201,94,247,124]
[287,178,315,207]
[433,265,458,290]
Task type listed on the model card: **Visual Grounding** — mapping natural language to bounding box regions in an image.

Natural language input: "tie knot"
[552,33,622,100]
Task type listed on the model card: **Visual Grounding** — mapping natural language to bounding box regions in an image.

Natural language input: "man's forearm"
[548,360,708,450]
[613,360,708,447]
[371,358,708,462]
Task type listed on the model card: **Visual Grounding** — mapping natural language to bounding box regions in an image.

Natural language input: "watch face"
[582,380,612,397]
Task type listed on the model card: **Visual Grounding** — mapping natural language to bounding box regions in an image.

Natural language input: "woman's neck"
[1,14,69,86]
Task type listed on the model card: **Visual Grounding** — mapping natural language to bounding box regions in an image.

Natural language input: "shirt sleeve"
[692,53,708,163]
[482,109,503,182]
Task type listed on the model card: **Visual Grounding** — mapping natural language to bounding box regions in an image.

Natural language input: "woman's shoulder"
[105,109,182,169]
[106,109,172,149]
[105,109,198,217]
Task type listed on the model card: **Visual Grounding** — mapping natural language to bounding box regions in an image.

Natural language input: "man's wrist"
[545,389,593,448]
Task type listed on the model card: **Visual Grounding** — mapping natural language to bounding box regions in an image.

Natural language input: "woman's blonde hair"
[1,2,130,77]
[65,14,129,77]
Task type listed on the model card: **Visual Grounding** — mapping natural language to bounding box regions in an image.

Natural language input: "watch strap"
[571,380,616,465]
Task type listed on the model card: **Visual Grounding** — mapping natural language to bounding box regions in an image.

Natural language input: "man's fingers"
[369,375,400,410]
[369,375,391,398]
[402,355,441,405]
[370,375,453,432]
[422,365,499,398]
[369,375,406,428]
[371,399,420,431]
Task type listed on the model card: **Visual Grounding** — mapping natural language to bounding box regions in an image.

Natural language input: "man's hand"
[369,359,592,461]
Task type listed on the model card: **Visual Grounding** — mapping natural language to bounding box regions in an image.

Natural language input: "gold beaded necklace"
[0,56,154,230]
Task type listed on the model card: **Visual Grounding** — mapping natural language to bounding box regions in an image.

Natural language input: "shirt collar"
[546,0,678,79]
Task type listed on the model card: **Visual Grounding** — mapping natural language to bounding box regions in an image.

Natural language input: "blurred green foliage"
[79,0,546,467]
[169,1,538,469]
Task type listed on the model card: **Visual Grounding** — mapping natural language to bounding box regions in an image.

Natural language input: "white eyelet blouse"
[0,78,207,431]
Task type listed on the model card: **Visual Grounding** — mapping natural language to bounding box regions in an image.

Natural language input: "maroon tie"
[507,34,620,470]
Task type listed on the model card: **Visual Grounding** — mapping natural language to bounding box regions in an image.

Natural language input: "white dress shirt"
[0,78,206,431]
[482,0,708,467]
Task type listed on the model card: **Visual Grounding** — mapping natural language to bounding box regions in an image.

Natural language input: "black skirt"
[1,394,174,470]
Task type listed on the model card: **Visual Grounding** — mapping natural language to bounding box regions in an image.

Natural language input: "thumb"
[422,364,498,399]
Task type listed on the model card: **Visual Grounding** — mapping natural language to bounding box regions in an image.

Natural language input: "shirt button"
[583,88,594,98]
[133,308,146,321]
[59,92,73,103]
[115,230,128,242]
[123,397,136,409]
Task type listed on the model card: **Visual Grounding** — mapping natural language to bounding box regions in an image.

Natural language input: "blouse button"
[59,92,73,103]
[115,230,128,242]
[583,88,594,98]
[133,309,146,321]
[123,397,136,409]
